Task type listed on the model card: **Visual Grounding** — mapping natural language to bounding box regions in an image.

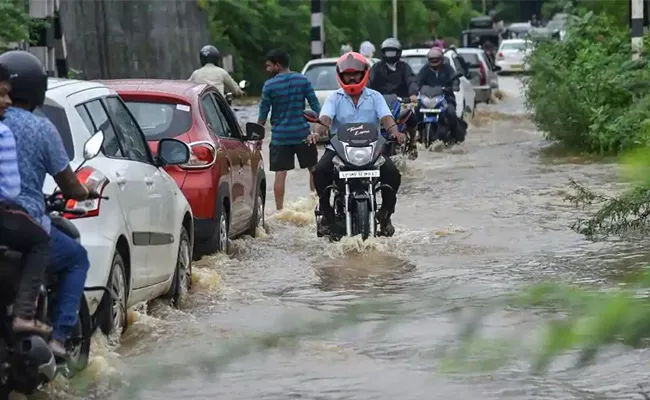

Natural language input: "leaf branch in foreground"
[566,179,650,238]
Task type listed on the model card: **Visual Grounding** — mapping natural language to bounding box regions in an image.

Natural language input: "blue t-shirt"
[320,87,392,134]
[258,72,321,145]
[3,107,70,233]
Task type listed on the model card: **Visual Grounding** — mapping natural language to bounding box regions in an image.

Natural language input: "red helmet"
[335,52,370,96]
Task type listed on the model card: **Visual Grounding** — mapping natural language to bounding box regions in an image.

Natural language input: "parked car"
[455,47,500,104]
[401,48,476,119]
[39,78,194,336]
[495,39,532,73]
[301,56,379,108]
[102,79,266,258]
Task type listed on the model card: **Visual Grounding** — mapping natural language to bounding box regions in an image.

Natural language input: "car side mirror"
[242,122,265,141]
[157,138,191,166]
[303,110,319,123]
[225,92,233,105]
[238,80,250,90]
[83,130,105,160]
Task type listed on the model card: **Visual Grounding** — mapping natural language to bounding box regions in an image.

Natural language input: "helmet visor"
[383,49,398,58]
[337,55,367,74]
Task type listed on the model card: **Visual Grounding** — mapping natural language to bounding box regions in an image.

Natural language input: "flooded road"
[51,77,650,400]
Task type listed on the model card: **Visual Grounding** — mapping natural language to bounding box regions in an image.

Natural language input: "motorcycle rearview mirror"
[396,109,413,125]
[449,72,464,82]
[83,130,105,161]
[303,110,320,124]
[225,92,234,105]
[238,80,250,90]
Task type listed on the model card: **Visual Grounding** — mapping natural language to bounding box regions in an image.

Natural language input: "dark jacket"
[368,60,419,98]
[416,62,459,91]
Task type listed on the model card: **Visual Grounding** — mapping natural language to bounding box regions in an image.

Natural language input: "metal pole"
[311,0,325,59]
[392,0,398,39]
[631,0,644,60]
[482,0,487,14]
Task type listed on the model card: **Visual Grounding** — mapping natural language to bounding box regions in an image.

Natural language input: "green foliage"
[524,11,650,154]
[0,0,31,51]
[525,10,650,154]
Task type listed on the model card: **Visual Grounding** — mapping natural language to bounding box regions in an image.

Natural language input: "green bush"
[524,11,650,154]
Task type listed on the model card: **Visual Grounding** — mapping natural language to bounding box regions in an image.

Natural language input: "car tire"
[166,227,192,306]
[105,251,128,337]
[213,201,229,253]
[246,185,265,237]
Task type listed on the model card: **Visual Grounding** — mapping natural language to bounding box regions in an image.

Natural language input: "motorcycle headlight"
[422,97,437,108]
[345,146,373,166]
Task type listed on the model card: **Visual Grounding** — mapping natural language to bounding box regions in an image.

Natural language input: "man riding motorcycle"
[368,37,419,159]
[0,50,98,358]
[415,47,463,144]
[188,45,243,97]
[309,52,405,237]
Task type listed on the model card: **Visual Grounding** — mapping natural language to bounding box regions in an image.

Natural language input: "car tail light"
[64,167,108,219]
[479,62,487,86]
[181,141,217,170]
[497,51,504,60]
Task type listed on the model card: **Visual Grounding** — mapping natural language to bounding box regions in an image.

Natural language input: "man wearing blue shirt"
[0,62,53,337]
[308,52,405,237]
[258,49,321,211]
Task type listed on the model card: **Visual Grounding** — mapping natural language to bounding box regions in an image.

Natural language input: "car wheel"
[246,186,265,237]
[166,227,192,306]
[108,251,128,338]
[214,203,229,253]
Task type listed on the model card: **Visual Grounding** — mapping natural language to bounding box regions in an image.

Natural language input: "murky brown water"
[44,77,650,400]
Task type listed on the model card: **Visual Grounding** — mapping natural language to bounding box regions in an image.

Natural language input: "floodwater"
[44,77,650,400]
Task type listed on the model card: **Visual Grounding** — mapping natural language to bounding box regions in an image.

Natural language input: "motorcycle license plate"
[339,170,380,179]
[419,108,441,113]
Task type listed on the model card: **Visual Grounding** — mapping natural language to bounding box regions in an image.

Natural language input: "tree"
[0,0,31,51]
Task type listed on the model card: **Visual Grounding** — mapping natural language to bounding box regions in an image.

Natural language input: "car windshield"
[303,63,339,91]
[501,41,527,51]
[34,103,75,160]
[402,56,428,73]
[458,53,480,66]
[124,101,192,140]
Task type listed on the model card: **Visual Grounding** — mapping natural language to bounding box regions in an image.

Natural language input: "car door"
[480,52,499,89]
[199,91,248,234]
[211,91,254,221]
[79,98,153,289]
[103,96,177,285]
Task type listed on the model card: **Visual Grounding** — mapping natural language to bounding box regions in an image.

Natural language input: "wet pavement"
[46,76,650,400]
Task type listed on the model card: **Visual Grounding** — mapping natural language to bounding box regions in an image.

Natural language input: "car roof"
[301,56,378,72]
[46,78,112,101]
[501,38,527,44]
[98,79,206,101]
[401,48,430,56]
[455,48,484,54]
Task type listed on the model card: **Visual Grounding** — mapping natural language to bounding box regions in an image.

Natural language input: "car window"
[458,53,480,66]
[200,93,229,138]
[104,96,151,164]
[125,101,192,140]
[501,41,526,51]
[210,93,238,138]
[75,104,96,134]
[34,103,75,160]
[402,56,428,74]
[303,63,338,90]
[83,100,124,158]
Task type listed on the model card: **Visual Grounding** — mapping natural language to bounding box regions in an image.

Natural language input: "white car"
[495,39,532,73]
[38,78,195,336]
[401,48,476,119]
[301,56,379,107]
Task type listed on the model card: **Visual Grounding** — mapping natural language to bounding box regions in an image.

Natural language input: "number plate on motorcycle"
[339,170,381,179]
[419,108,441,113]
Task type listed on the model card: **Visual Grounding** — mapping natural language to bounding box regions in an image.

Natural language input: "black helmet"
[0,51,47,109]
[199,45,222,67]
[12,335,56,394]
[380,37,402,64]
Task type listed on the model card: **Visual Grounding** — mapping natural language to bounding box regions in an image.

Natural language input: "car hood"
[313,90,337,110]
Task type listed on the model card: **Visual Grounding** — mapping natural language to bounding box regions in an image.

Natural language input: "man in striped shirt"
[257,49,321,211]
[0,63,52,336]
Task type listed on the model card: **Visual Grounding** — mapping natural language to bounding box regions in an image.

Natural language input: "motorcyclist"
[0,50,98,358]
[340,42,353,55]
[359,40,376,58]
[188,45,243,97]
[308,52,405,237]
[415,47,462,144]
[368,37,419,158]
[446,45,470,77]
[0,62,52,337]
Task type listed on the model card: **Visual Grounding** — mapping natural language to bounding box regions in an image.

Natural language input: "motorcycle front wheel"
[354,200,372,240]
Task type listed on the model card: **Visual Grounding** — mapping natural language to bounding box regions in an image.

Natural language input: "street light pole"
[392,0,398,38]
[631,0,644,60]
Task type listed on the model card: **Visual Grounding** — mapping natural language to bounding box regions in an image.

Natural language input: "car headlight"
[345,146,373,166]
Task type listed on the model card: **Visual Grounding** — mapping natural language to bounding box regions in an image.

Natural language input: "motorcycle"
[225,80,251,108]
[418,72,464,148]
[304,110,400,241]
[381,94,416,159]
[0,131,113,397]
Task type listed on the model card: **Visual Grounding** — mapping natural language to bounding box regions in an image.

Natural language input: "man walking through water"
[257,49,321,211]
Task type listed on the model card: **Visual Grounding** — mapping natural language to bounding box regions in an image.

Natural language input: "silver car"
[455,48,500,104]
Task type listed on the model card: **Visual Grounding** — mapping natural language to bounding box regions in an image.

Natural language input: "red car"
[101,79,266,258]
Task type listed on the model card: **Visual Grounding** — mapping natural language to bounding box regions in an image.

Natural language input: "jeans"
[48,225,90,343]
[313,149,402,222]
[0,202,49,320]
